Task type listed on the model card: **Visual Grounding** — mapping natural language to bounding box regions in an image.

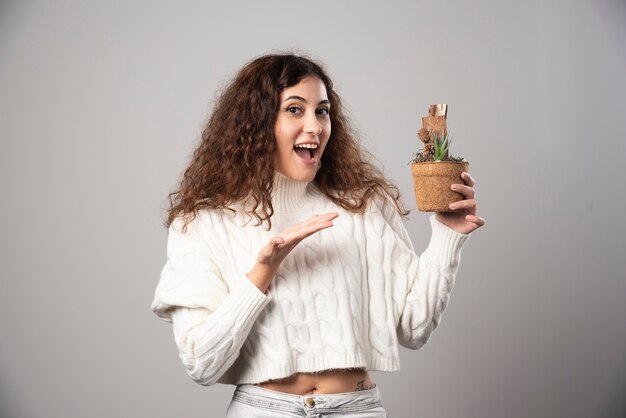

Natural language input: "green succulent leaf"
[432,131,452,161]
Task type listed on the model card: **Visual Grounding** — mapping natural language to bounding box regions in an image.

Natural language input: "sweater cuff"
[216,276,273,326]
[424,215,471,266]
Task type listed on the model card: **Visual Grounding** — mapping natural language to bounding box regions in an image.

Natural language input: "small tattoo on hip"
[355,380,376,391]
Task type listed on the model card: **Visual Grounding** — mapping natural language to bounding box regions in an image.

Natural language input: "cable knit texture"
[151,171,470,386]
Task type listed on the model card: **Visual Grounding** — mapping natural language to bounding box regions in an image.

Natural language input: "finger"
[449,198,476,211]
[282,215,338,243]
[271,236,286,247]
[461,172,475,187]
[323,212,340,221]
[294,214,339,235]
[292,219,336,240]
[257,237,284,262]
[264,236,286,254]
[465,214,486,227]
[303,212,339,225]
[451,183,475,199]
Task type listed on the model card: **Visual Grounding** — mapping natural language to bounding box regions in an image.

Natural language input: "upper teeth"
[295,144,318,149]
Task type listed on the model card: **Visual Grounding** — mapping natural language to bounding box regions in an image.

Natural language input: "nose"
[304,112,323,136]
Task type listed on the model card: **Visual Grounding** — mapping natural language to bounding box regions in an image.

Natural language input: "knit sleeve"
[150,215,272,386]
[394,215,470,349]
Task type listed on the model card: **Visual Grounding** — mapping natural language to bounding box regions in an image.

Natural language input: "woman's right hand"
[247,212,339,293]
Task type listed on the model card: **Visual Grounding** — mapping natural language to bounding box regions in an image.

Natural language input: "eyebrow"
[282,95,330,105]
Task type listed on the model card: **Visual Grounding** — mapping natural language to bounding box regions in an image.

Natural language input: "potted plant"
[409,104,469,212]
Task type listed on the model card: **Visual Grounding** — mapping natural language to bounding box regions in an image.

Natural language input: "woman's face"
[274,76,331,182]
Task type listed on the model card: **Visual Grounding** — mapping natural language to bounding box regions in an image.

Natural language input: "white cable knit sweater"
[151,171,470,386]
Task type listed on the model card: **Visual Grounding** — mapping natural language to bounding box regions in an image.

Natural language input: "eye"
[316,108,330,116]
[286,106,302,114]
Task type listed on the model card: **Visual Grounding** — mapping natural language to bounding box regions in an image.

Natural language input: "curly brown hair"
[165,52,409,231]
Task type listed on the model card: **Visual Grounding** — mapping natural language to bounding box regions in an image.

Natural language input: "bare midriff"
[253,367,375,395]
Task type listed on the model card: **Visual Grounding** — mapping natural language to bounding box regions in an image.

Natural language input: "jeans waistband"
[233,383,383,413]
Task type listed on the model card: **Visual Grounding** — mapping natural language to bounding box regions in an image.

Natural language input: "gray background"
[1,0,624,417]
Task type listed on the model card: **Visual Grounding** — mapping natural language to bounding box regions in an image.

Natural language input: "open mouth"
[293,143,319,163]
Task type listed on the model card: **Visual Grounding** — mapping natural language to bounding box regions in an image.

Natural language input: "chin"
[280,169,317,183]
[294,172,316,182]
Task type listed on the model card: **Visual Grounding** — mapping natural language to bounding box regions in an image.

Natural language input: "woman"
[151,53,485,417]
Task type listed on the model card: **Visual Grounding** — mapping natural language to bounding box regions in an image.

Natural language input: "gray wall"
[1,0,624,417]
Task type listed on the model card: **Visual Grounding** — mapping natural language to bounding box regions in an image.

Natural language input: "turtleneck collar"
[271,171,317,214]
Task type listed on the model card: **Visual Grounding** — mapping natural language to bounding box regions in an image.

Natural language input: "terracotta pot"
[411,160,469,212]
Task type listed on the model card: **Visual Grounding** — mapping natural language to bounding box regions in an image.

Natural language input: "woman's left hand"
[435,172,486,235]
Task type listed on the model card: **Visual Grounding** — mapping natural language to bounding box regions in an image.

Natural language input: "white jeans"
[226,383,388,417]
